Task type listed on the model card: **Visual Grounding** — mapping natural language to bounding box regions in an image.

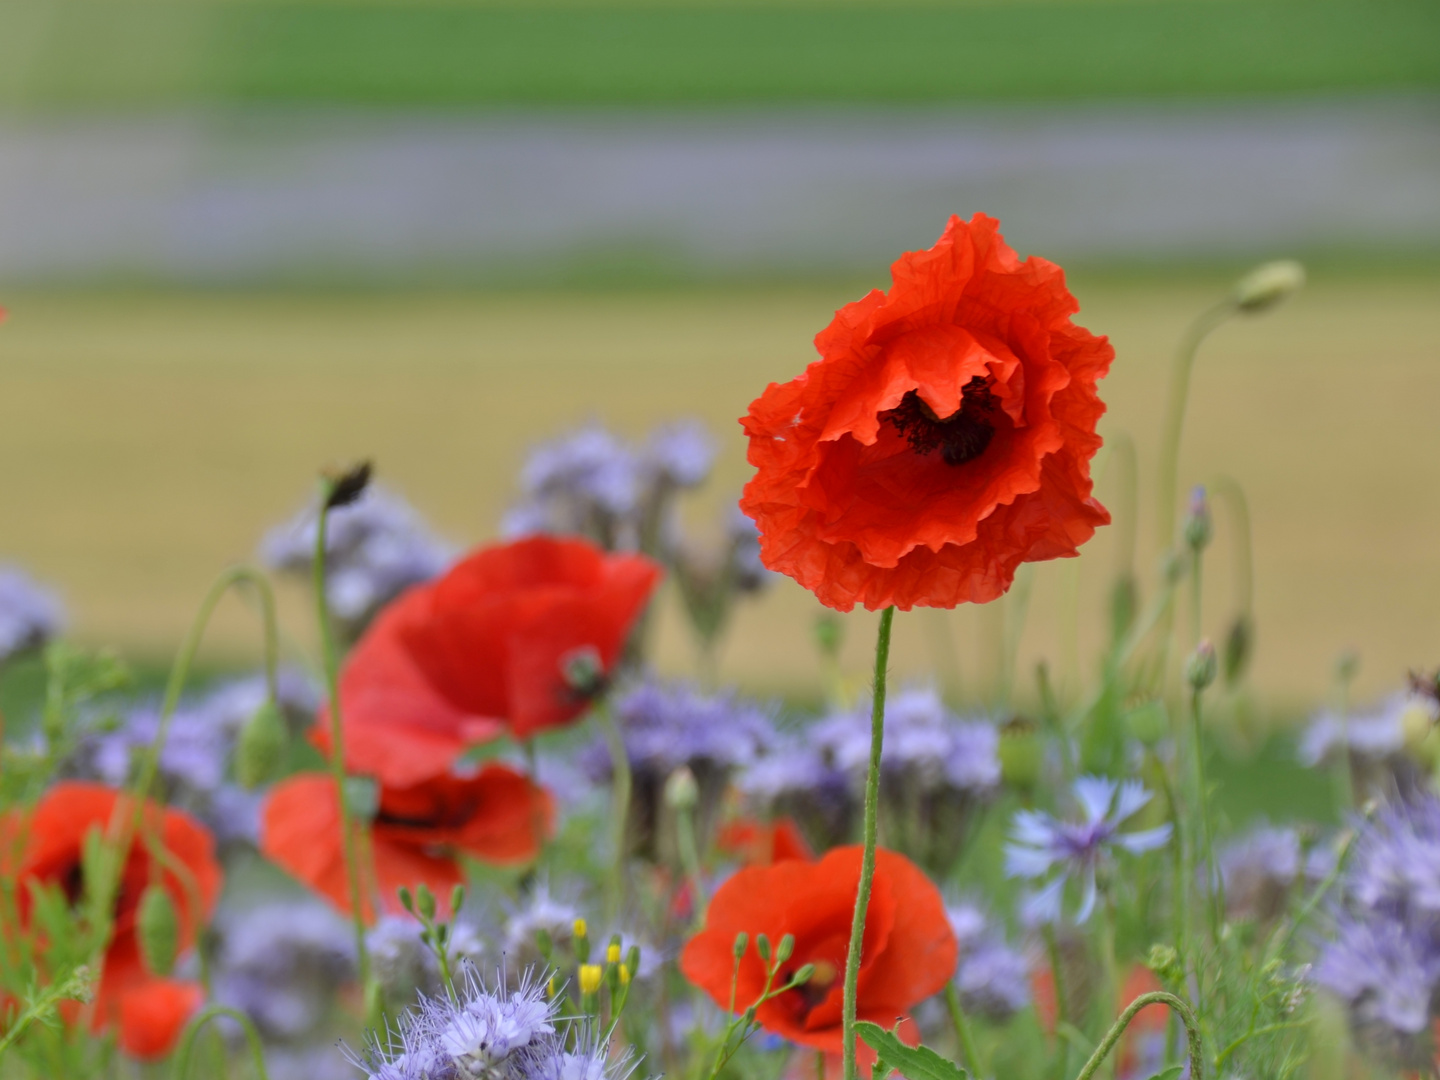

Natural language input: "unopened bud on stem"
[1232,260,1305,314]
[1186,639,1218,692]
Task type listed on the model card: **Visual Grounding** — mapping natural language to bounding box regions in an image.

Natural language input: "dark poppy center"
[881,377,999,466]
[784,957,840,1018]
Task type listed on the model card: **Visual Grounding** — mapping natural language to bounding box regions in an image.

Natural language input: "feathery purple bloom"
[0,564,64,663]
[946,899,1030,1020]
[1007,775,1172,924]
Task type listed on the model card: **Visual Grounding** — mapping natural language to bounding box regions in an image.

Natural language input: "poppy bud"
[137,884,179,977]
[235,699,288,789]
[1222,615,1253,687]
[664,765,699,812]
[998,717,1042,791]
[1232,260,1305,314]
[1183,486,1212,554]
[813,614,843,659]
[775,934,795,964]
[578,964,603,995]
[1185,640,1217,692]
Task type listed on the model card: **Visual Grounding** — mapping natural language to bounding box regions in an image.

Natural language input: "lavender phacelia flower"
[1007,775,1172,925]
[1217,825,1334,923]
[348,966,636,1080]
[736,736,854,853]
[262,484,453,641]
[642,420,715,490]
[213,900,356,1040]
[584,679,774,862]
[1300,692,1438,800]
[946,899,1030,1020]
[0,564,64,664]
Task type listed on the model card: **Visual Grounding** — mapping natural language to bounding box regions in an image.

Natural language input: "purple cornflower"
[1007,775,1172,924]
[0,564,64,663]
[946,899,1030,1020]
[262,484,453,641]
[213,900,356,1040]
[584,679,774,862]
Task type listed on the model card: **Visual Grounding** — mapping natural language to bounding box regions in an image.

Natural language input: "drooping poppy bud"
[136,885,180,977]
[235,699,288,789]
[1232,260,1305,314]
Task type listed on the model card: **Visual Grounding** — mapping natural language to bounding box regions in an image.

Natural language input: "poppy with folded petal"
[739,214,1113,612]
[680,845,955,1058]
[0,782,221,1058]
[260,765,554,922]
[325,537,660,781]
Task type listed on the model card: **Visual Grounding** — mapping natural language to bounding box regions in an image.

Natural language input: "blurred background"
[1,0,1437,710]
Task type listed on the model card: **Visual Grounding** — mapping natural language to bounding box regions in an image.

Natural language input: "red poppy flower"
[331,537,660,773]
[0,782,221,1057]
[740,214,1113,612]
[260,765,554,922]
[117,978,205,1060]
[680,845,956,1058]
[716,817,815,866]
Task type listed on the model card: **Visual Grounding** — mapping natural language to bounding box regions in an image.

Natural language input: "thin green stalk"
[1045,926,1072,1080]
[599,700,632,922]
[172,1005,270,1080]
[944,983,982,1076]
[1190,688,1222,943]
[1208,477,1254,627]
[842,606,896,1080]
[676,801,708,923]
[314,489,373,995]
[1072,992,1203,1080]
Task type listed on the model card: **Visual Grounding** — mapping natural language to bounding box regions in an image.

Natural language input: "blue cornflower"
[262,484,453,640]
[0,564,64,663]
[1006,775,1172,924]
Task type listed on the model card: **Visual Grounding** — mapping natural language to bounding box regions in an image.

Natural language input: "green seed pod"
[792,964,815,986]
[775,934,795,964]
[756,933,772,963]
[1185,640,1218,692]
[1183,486,1212,554]
[1232,260,1305,314]
[137,884,179,977]
[732,932,748,959]
[235,699,288,789]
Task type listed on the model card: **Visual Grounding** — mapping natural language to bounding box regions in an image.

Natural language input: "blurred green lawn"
[1,273,1437,710]
[3,0,1436,108]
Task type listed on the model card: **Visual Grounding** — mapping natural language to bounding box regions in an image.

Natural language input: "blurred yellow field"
[1,275,1437,708]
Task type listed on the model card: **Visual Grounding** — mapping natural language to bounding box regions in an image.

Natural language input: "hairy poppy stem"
[1071,991,1203,1080]
[842,605,895,1080]
[313,487,374,1000]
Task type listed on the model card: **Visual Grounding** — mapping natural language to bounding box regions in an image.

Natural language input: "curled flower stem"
[172,1005,271,1080]
[1072,992,1203,1080]
[314,484,373,998]
[842,605,895,1080]
[599,699,632,922]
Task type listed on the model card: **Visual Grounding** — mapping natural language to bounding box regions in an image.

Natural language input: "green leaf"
[856,1022,969,1080]
[1145,1066,1185,1080]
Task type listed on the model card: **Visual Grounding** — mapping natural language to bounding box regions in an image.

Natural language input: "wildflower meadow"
[1,211,1436,1080]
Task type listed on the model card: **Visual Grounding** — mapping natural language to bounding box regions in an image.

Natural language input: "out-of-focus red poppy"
[0,782,220,1058]
[680,845,955,1060]
[716,817,815,865]
[329,537,660,774]
[259,765,554,922]
[117,978,205,1060]
[740,213,1113,612]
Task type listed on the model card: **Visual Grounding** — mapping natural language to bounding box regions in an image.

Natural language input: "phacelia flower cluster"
[1316,795,1440,1060]
[945,898,1031,1020]
[0,563,65,664]
[349,967,634,1080]
[262,484,454,642]
[1300,691,1439,800]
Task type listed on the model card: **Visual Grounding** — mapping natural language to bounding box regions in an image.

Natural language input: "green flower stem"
[842,605,895,1080]
[599,700,632,922]
[172,1005,270,1080]
[675,801,709,925]
[1208,477,1254,630]
[1190,687,1222,944]
[313,488,373,997]
[1045,925,1072,1080]
[1072,992,1203,1080]
[0,967,92,1061]
[944,983,982,1076]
